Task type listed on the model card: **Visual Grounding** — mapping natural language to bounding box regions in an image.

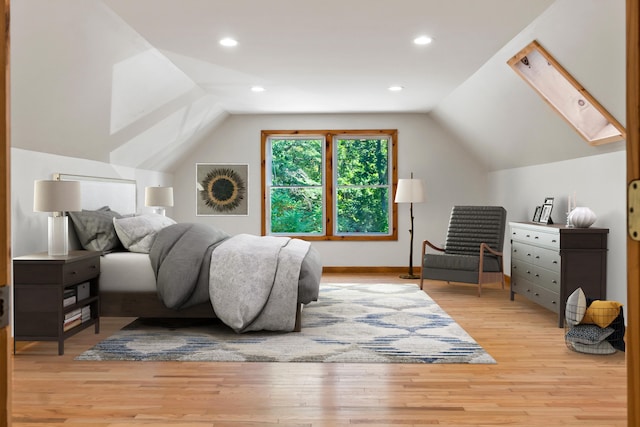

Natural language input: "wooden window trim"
[261,129,398,241]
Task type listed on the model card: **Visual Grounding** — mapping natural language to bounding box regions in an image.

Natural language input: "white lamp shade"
[33,180,82,212]
[145,186,174,207]
[394,178,426,203]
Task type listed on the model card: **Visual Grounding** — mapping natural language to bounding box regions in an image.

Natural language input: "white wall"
[11,148,172,257]
[489,151,626,308]
[171,113,490,267]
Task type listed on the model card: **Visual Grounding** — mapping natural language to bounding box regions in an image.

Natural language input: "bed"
[58,173,322,332]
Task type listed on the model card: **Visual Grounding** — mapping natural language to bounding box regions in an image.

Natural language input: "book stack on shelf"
[63,308,82,332]
[63,281,93,332]
[81,305,91,323]
[63,288,76,308]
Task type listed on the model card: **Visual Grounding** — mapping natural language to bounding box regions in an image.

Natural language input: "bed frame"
[101,292,303,332]
[57,173,303,332]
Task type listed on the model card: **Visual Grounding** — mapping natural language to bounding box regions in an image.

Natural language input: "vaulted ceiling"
[10,0,625,172]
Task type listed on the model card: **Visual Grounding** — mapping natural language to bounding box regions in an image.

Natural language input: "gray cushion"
[113,214,177,253]
[423,253,501,272]
[567,340,617,355]
[69,206,123,253]
[565,324,614,345]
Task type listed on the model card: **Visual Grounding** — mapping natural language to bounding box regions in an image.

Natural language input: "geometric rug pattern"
[76,283,496,364]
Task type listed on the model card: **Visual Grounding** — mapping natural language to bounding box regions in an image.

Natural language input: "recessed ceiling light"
[251,86,265,92]
[413,35,433,45]
[219,37,238,47]
[388,85,404,92]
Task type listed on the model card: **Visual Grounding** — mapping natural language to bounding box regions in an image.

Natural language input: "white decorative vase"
[569,207,597,228]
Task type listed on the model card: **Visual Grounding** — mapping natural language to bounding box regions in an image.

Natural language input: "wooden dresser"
[509,222,608,327]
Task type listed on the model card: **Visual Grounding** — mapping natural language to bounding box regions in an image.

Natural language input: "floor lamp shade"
[395,177,426,279]
[145,186,174,215]
[395,179,426,203]
[33,180,82,256]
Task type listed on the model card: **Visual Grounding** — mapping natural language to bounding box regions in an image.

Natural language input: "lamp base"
[48,215,69,257]
[151,207,166,216]
[399,273,421,280]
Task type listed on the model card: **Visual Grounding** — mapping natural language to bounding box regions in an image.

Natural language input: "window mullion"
[325,133,334,237]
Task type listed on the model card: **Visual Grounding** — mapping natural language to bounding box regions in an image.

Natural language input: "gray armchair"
[420,205,507,296]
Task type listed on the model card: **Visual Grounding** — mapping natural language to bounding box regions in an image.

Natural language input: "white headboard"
[54,173,137,214]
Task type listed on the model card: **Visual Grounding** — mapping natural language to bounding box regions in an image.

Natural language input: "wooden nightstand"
[13,250,101,355]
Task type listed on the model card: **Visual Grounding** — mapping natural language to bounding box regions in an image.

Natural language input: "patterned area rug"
[76,283,496,363]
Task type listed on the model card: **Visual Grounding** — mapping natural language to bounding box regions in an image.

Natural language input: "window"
[261,129,398,241]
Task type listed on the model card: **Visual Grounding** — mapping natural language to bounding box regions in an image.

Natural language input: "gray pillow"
[567,339,617,355]
[113,214,176,253]
[69,206,123,253]
[565,324,614,345]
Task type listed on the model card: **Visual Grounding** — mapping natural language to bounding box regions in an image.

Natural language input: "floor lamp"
[395,173,426,279]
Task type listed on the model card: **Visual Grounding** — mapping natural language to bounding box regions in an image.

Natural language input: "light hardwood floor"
[11,274,627,426]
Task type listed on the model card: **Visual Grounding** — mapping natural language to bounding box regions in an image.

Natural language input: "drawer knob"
[552,280,557,284]
[534,236,539,239]
[535,274,540,277]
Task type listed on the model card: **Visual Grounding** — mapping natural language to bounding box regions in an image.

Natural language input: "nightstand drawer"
[62,257,100,286]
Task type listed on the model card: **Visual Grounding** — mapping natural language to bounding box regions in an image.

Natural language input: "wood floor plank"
[11,273,627,426]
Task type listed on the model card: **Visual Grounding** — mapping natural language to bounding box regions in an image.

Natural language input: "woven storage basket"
[565,305,624,355]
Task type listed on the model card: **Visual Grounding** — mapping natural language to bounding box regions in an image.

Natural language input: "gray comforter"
[149,223,321,332]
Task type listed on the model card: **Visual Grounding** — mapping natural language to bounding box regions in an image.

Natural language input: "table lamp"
[145,186,173,216]
[33,179,82,256]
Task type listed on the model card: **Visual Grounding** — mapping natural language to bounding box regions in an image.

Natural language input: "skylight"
[508,40,625,145]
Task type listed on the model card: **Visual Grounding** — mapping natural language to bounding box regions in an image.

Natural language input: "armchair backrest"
[444,206,507,256]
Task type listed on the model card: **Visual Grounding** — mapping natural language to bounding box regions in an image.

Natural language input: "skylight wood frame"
[508,40,626,146]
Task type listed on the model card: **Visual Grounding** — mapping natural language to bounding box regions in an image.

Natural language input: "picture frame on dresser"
[532,206,542,222]
[539,203,553,224]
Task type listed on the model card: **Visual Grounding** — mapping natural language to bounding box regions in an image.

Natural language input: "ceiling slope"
[11,0,555,171]
[431,0,626,171]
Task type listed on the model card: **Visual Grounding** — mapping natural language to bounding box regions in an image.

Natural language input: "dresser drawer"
[533,230,560,249]
[511,226,559,248]
[512,278,560,314]
[533,247,560,272]
[62,257,100,285]
[535,267,560,293]
[511,258,533,279]
[527,284,560,314]
[511,241,534,261]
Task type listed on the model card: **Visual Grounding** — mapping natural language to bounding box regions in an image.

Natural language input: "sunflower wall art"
[196,163,248,216]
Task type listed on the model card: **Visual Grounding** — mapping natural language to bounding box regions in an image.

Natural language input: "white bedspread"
[100,252,156,292]
[209,234,310,333]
